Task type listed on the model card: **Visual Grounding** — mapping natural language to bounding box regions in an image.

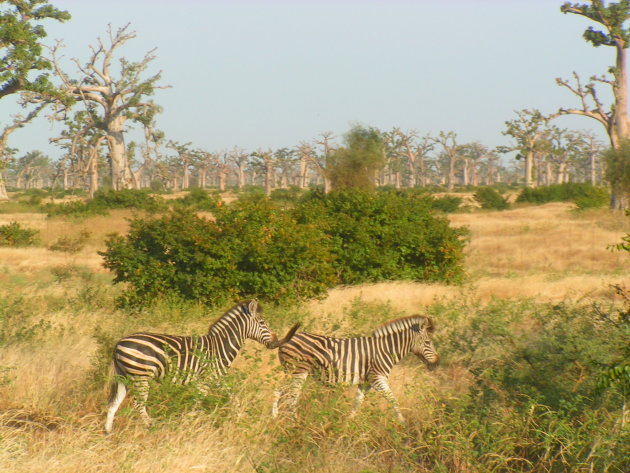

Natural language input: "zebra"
[271,315,439,422]
[105,299,299,433]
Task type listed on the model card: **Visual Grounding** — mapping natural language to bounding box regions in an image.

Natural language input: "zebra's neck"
[377,330,414,364]
[205,313,247,370]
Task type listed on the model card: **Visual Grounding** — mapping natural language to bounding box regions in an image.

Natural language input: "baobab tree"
[166,140,193,189]
[227,146,249,189]
[311,131,337,193]
[390,129,434,188]
[251,149,275,195]
[500,109,550,188]
[555,1,630,207]
[51,24,167,190]
[434,131,461,190]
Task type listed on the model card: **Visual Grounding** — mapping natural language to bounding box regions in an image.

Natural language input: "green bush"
[516,182,609,207]
[100,189,466,307]
[0,222,39,247]
[431,195,463,213]
[473,187,510,210]
[294,189,467,284]
[574,186,610,210]
[43,188,166,217]
[101,197,336,307]
[48,230,91,253]
[172,187,221,211]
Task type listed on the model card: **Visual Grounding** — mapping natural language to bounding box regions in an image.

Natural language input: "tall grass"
[0,201,628,472]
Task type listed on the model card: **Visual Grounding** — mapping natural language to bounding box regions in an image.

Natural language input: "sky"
[2,0,617,161]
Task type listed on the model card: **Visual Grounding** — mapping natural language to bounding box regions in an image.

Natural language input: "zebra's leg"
[132,377,153,426]
[105,380,128,434]
[349,384,371,418]
[272,372,308,418]
[271,387,282,419]
[370,375,405,423]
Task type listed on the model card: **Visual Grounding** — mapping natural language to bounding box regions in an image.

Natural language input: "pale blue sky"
[3,0,616,160]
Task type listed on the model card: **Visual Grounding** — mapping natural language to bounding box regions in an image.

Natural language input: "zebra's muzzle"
[425,355,440,371]
[266,323,301,349]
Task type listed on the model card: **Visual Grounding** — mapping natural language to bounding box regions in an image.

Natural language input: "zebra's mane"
[207,300,260,335]
[372,315,433,337]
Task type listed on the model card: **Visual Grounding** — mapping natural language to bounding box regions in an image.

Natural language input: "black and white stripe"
[272,315,439,422]
[105,299,299,433]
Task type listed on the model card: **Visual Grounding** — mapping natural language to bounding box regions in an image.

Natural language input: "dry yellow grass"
[0,201,628,472]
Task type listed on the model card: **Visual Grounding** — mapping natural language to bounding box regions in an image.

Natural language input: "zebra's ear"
[248,299,258,315]
[424,317,435,333]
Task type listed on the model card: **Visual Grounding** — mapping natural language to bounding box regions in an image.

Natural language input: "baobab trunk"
[524,151,534,188]
[107,128,137,190]
[0,174,8,201]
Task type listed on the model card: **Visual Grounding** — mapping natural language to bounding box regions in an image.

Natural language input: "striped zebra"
[105,299,299,433]
[271,315,439,422]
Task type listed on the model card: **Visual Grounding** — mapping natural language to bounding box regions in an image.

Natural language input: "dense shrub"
[101,190,466,307]
[101,197,336,307]
[0,222,39,247]
[294,189,467,284]
[473,186,510,210]
[43,188,166,217]
[516,182,609,207]
[48,230,91,253]
[90,188,166,211]
[172,187,221,211]
[431,195,463,213]
[573,185,610,209]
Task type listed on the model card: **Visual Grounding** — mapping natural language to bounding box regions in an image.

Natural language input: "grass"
[0,201,628,472]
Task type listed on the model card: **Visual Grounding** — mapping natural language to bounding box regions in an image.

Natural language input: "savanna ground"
[0,199,628,472]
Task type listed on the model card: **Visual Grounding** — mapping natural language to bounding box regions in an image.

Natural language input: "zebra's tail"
[267,323,301,349]
[107,355,126,405]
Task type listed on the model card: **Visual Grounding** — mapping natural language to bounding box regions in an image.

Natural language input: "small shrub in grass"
[574,185,610,210]
[172,187,221,211]
[90,188,166,212]
[44,188,167,217]
[0,222,39,247]
[48,230,91,253]
[144,370,244,425]
[270,186,305,205]
[473,186,510,210]
[43,200,107,218]
[431,195,462,213]
[516,182,609,206]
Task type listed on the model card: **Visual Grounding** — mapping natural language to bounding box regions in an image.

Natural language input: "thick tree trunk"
[299,158,308,188]
[88,157,98,198]
[524,151,534,188]
[181,160,190,189]
[419,156,426,187]
[237,165,246,189]
[107,127,136,190]
[447,156,456,190]
[265,159,273,196]
[0,173,8,200]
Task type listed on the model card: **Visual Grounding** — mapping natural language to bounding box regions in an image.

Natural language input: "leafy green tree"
[327,125,385,190]
[0,0,70,200]
[556,1,630,208]
[0,0,70,99]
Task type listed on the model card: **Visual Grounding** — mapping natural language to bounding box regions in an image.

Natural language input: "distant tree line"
[0,1,627,207]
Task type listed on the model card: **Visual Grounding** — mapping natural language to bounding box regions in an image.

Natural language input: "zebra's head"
[409,316,440,370]
[241,299,300,349]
